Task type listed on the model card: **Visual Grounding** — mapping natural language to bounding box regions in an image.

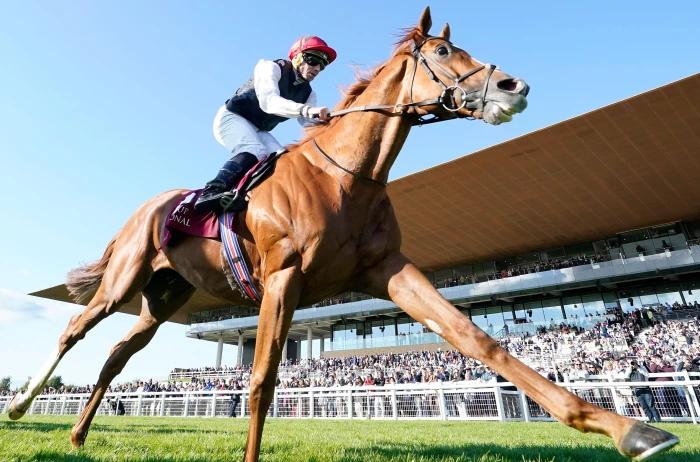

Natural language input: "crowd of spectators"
[6,305,699,398]
[489,255,609,281]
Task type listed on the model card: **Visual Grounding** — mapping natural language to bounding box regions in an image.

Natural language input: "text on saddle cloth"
[162,190,220,247]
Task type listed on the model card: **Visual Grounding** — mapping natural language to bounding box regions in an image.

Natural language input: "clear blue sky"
[1,1,698,389]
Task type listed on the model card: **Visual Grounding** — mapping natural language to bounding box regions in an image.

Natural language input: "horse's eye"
[436,46,449,56]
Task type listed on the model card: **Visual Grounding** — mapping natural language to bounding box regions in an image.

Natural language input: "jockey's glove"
[300,105,329,120]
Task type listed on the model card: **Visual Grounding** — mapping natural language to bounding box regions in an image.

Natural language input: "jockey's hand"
[314,107,330,122]
[302,106,330,122]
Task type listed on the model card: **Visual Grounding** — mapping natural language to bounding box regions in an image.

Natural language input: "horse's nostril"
[497,78,529,96]
[497,78,519,92]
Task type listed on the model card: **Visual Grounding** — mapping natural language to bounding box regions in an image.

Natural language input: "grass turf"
[0,415,698,462]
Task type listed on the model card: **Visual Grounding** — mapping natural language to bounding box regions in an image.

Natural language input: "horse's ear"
[417,6,432,36]
[439,23,450,41]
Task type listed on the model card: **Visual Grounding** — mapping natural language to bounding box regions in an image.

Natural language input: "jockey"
[194,36,337,213]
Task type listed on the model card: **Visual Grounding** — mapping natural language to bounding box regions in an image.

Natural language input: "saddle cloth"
[161,151,283,303]
[162,190,219,247]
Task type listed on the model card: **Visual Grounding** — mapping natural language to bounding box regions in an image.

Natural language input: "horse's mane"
[288,27,425,150]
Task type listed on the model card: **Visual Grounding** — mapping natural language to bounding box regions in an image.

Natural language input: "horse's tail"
[66,237,117,304]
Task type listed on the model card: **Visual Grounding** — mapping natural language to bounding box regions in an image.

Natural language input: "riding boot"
[194,152,258,213]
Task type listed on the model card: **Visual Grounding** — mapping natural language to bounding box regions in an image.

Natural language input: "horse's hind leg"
[70,269,193,448]
[8,238,152,420]
[365,253,679,461]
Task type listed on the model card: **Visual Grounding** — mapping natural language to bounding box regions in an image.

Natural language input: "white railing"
[2,374,699,423]
[169,370,248,381]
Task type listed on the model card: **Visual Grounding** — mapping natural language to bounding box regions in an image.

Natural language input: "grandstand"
[3,307,697,423]
[30,73,700,369]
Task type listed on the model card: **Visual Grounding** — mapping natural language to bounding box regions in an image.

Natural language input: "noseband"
[409,38,496,124]
[327,36,497,126]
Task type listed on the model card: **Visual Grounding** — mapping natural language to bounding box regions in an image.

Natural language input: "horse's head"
[400,7,529,125]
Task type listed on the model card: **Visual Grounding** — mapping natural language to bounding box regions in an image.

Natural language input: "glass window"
[471,307,490,331]
[602,292,621,313]
[485,307,505,335]
[523,301,545,323]
[619,229,649,243]
[681,281,700,305]
[542,298,564,324]
[638,286,659,308]
[564,242,594,256]
[513,303,528,324]
[397,317,411,334]
[563,296,583,319]
[581,293,605,317]
[501,305,515,322]
[617,293,640,313]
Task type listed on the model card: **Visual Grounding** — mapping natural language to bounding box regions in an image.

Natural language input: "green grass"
[0,416,698,462]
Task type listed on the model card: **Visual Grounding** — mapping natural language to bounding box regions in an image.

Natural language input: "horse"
[8,7,678,461]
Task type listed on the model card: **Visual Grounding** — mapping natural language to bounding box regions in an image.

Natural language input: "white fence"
[2,375,699,423]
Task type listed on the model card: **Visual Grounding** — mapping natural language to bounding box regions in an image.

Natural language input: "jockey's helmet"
[289,36,337,70]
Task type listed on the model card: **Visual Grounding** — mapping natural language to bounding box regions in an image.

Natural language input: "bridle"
[326,36,497,126]
[315,36,498,186]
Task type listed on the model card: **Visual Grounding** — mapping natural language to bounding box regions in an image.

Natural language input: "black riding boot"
[194,152,258,213]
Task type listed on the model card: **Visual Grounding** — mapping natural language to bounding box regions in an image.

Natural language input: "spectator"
[627,360,660,422]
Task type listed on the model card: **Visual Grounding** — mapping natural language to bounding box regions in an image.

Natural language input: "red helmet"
[288,36,337,65]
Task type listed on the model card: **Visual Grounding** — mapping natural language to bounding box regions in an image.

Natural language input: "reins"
[312,139,387,186]
[326,36,496,126]
[315,35,497,185]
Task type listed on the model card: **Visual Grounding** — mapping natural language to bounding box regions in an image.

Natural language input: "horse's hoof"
[618,422,679,460]
[7,394,28,420]
[70,429,86,449]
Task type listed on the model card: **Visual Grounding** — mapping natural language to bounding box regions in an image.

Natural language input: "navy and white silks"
[213,59,320,160]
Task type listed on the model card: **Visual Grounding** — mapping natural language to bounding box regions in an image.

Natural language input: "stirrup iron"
[220,189,248,212]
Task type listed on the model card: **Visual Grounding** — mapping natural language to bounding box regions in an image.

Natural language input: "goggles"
[302,51,328,70]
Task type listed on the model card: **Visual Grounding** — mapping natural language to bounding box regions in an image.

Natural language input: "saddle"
[163,150,284,246]
[162,151,284,303]
[222,150,285,213]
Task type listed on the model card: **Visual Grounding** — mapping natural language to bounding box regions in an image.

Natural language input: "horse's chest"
[301,219,392,282]
[294,191,397,283]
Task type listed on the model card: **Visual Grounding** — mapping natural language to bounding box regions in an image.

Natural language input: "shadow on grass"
[30,451,217,462]
[333,441,689,462]
[27,442,690,462]
[0,420,74,432]
[1,419,247,437]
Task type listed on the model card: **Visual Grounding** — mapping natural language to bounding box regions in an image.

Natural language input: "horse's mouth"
[482,98,527,125]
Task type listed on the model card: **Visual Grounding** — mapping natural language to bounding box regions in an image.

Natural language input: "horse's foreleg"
[244,265,301,462]
[71,276,193,448]
[365,254,678,460]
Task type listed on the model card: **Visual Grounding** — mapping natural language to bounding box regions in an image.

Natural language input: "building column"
[282,338,288,363]
[215,335,223,369]
[320,336,325,353]
[296,340,301,361]
[307,326,313,360]
[237,333,245,366]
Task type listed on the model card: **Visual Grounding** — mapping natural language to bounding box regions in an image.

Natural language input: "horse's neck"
[317,57,412,184]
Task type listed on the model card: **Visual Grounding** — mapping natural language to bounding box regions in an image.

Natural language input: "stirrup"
[194,190,227,213]
[220,189,248,212]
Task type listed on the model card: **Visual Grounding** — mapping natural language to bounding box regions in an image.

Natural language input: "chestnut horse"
[9,7,678,461]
